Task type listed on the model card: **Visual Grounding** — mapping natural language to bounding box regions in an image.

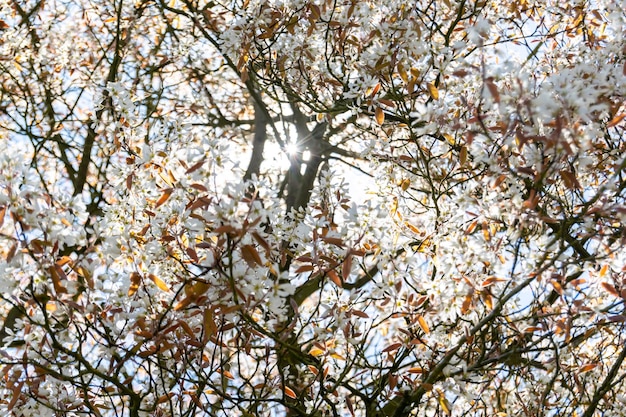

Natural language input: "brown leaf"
[189,183,208,192]
[601,282,619,297]
[342,254,353,281]
[241,244,263,267]
[382,342,403,353]
[464,220,478,235]
[295,264,314,273]
[213,225,237,234]
[203,309,217,343]
[351,309,369,318]
[186,247,199,263]
[485,78,500,103]
[321,236,345,247]
[461,293,473,314]
[50,265,67,294]
[459,145,468,166]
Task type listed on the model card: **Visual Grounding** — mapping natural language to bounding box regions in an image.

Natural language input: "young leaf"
[148,274,171,292]
[155,188,173,208]
[375,107,385,125]
[284,386,297,399]
[427,82,439,100]
[128,272,141,296]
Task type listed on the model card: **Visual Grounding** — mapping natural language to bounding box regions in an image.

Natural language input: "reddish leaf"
[186,247,199,263]
[327,270,343,287]
[351,309,369,318]
[321,236,345,247]
[241,245,262,267]
[601,282,619,297]
[382,342,403,353]
[342,254,353,281]
[295,264,314,273]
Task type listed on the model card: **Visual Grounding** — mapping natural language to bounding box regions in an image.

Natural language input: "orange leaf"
[284,386,297,399]
[481,291,493,309]
[417,315,430,334]
[481,276,507,287]
[375,107,385,125]
[56,256,73,267]
[189,281,210,297]
[219,369,234,380]
[461,293,473,314]
[408,367,425,374]
[309,347,325,357]
[491,174,507,189]
[155,188,173,208]
[0,206,6,229]
[607,113,625,128]
[128,272,141,296]
[599,264,609,277]
[464,220,478,235]
[148,274,171,292]
[579,363,598,373]
[327,270,343,287]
